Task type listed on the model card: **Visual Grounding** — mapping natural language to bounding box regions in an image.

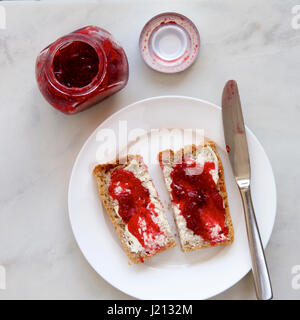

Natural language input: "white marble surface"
[0,0,299,300]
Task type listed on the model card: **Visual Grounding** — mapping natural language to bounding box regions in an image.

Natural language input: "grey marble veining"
[0,0,299,299]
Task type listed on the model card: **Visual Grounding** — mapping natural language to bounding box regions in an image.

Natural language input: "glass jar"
[35,26,129,114]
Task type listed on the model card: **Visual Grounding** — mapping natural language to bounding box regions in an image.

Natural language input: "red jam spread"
[53,41,99,88]
[170,159,228,244]
[108,168,163,253]
[36,26,129,114]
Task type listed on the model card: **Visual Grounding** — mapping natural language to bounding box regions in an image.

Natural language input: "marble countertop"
[0,0,299,300]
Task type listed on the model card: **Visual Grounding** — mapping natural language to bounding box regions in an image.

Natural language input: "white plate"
[68,96,276,300]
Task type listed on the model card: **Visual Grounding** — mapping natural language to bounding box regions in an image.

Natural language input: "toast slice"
[93,155,177,264]
[158,141,234,252]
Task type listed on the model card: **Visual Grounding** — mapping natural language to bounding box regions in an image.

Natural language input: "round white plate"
[68,96,276,300]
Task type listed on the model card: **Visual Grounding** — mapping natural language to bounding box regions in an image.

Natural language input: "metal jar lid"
[139,12,200,73]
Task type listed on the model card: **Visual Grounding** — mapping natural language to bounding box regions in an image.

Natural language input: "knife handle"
[239,187,273,300]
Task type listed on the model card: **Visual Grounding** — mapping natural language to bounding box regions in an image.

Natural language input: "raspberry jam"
[169,159,229,244]
[36,26,129,114]
[53,41,100,88]
[108,168,163,253]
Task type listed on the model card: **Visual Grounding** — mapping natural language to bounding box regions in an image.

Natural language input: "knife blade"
[222,80,250,186]
[222,80,273,300]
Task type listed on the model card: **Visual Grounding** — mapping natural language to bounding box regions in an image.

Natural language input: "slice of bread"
[158,141,234,252]
[93,155,177,264]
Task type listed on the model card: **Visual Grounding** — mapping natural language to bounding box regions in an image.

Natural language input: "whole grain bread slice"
[158,141,234,252]
[93,155,177,264]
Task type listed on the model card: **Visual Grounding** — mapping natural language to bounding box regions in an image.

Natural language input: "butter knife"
[222,80,273,300]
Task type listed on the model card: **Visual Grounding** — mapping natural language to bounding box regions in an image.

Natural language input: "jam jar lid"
[139,12,200,73]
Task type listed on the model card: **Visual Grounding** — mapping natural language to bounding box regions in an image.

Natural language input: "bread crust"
[158,141,234,252]
[93,155,177,264]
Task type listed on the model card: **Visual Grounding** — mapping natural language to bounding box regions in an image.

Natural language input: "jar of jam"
[35,26,129,114]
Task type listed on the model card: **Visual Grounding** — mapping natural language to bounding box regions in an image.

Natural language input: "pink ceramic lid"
[139,12,200,73]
